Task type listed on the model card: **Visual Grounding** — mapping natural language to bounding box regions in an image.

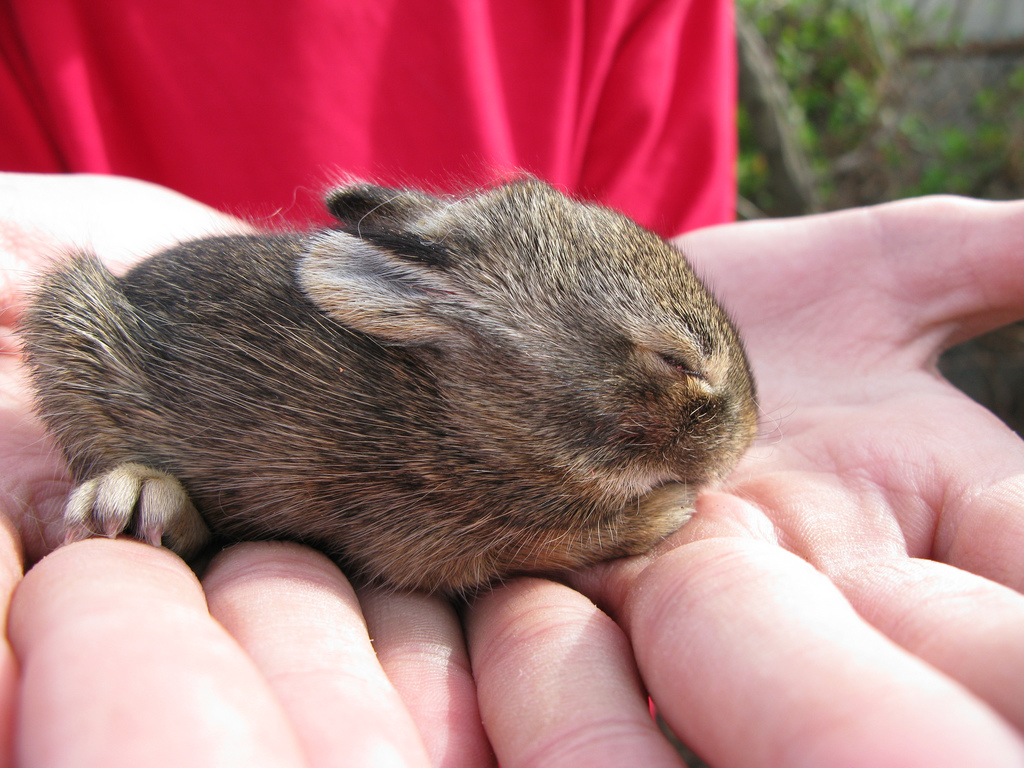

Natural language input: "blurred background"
[737,0,1024,435]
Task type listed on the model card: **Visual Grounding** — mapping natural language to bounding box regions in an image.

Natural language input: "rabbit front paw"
[64,462,210,560]
[636,482,697,530]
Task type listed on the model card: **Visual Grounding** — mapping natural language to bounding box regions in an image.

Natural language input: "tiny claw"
[63,523,91,547]
[140,525,164,548]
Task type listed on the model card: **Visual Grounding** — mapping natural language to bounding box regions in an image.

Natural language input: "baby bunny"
[20,180,757,593]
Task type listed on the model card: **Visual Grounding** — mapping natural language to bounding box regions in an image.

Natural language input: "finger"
[202,542,431,768]
[465,578,685,768]
[0,348,70,563]
[865,196,1024,343]
[692,483,1024,732]
[8,538,306,768]
[570,491,784,615]
[728,397,1024,594]
[833,556,1024,731]
[682,197,1024,350]
[935,470,1024,593]
[0,515,24,767]
[0,172,253,276]
[358,586,495,768]
[580,537,1024,768]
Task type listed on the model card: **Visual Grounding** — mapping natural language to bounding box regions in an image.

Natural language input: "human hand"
[462,196,1024,767]
[0,173,493,767]
[7,175,1024,767]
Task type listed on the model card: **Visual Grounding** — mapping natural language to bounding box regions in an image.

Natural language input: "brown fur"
[20,180,756,593]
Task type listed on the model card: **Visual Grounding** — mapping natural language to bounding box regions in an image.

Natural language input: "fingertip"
[203,541,433,768]
[9,537,306,767]
[466,578,682,768]
[0,510,24,766]
[360,586,495,768]
[622,537,1024,768]
[202,540,357,610]
[568,491,773,626]
[0,513,24,582]
[10,537,205,646]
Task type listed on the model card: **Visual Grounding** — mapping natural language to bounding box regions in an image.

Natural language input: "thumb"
[679,195,1024,355]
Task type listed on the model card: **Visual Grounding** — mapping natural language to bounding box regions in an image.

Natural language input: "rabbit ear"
[297,229,466,345]
[325,184,440,229]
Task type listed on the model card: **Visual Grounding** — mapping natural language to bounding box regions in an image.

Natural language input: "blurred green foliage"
[738,0,1024,213]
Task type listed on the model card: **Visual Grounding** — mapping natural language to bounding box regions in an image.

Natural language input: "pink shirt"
[0,0,735,236]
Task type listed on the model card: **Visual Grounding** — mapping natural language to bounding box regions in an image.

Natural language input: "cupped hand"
[6,174,1024,768]
[0,173,492,768]
[464,197,1024,767]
